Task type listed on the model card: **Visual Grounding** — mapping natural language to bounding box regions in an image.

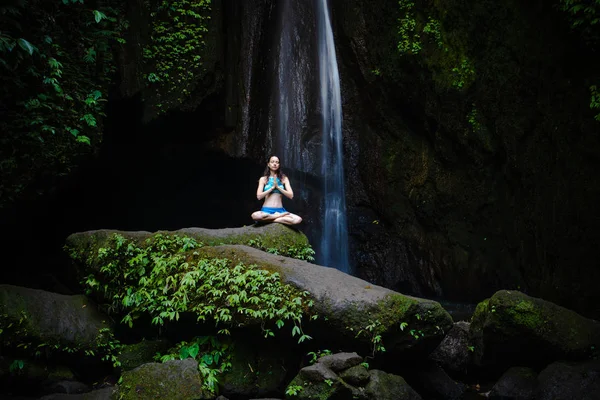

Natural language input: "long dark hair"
[262,155,286,181]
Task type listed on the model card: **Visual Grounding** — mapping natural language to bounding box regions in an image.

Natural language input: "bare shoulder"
[258,176,267,183]
[282,176,291,183]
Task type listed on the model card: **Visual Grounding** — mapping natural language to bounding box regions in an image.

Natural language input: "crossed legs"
[251,211,302,226]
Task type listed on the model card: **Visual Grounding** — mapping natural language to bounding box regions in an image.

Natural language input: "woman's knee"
[251,211,262,220]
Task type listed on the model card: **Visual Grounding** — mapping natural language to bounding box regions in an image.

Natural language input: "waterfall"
[316,0,349,273]
[271,0,349,272]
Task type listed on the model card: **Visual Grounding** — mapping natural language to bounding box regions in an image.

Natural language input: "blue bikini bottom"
[261,207,287,214]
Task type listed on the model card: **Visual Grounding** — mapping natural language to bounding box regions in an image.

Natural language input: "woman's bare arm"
[256,176,273,200]
[276,177,294,199]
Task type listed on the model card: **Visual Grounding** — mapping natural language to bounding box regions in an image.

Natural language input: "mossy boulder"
[198,245,453,356]
[0,285,111,351]
[470,290,600,369]
[117,340,171,371]
[65,224,310,278]
[115,359,212,400]
[219,336,292,397]
[286,353,423,400]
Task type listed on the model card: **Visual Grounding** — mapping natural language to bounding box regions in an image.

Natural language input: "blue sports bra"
[264,176,284,194]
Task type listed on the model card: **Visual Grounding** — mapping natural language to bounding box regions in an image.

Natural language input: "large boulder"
[285,352,423,400]
[536,360,600,400]
[429,321,471,377]
[470,290,600,369]
[0,285,111,350]
[65,224,311,277]
[65,226,453,358]
[489,366,537,400]
[115,359,212,400]
[199,245,453,356]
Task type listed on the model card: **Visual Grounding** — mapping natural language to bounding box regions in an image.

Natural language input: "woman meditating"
[251,155,302,226]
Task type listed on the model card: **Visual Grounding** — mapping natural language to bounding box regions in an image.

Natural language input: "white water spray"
[316,0,349,272]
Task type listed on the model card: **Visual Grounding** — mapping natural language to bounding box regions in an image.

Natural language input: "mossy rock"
[65,224,310,277]
[116,359,212,400]
[118,340,171,371]
[0,285,111,351]
[470,290,600,368]
[364,370,422,400]
[197,245,453,356]
[219,338,290,397]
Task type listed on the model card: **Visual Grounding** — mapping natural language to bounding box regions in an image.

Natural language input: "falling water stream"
[316,0,349,273]
[273,0,349,272]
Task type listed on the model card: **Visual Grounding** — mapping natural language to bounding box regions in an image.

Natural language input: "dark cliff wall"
[330,0,600,318]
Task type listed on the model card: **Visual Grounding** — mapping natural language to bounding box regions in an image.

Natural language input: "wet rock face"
[327,0,600,318]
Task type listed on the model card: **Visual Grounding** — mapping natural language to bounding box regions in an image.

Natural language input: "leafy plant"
[0,0,127,209]
[247,237,316,261]
[155,336,231,393]
[143,0,212,116]
[285,384,304,396]
[356,319,386,357]
[9,359,24,373]
[81,233,313,341]
[307,349,332,364]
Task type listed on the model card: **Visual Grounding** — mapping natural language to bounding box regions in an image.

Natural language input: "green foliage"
[83,233,313,341]
[590,85,600,121]
[9,359,24,373]
[355,319,386,357]
[307,349,332,364]
[467,103,484,134]
[397,1,422,54]
[285,384,304,396]
[155,336,231,393]
[558,1,600,122]
[0,0,127,208]
[0,310,121,367]
[396,0,475,91]
[247,237,316,261]
[558,0,600,42]
[143,0,211,115]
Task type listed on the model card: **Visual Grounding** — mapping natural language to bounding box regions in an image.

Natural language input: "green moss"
[374,294,419,330]
[506,300,545,332]
[117,361,210,400]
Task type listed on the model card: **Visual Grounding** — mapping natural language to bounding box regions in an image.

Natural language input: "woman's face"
[268,157,280,171]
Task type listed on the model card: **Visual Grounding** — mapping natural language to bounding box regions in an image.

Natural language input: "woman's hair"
[262,155,286,181]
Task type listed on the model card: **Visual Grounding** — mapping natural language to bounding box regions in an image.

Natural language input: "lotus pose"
[251,156,302,226]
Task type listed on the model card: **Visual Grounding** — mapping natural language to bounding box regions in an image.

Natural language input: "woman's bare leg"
[272,213,302,225]
[252,211,290,222]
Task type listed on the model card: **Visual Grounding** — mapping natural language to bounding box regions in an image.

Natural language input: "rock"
[285,372,354,400]
[66,227,453,358]
[318,352,363,372]
[115,359,212,400]
[46,380,91,395]
[536,360,600,400]
[65,224,311,276]
[0,285,111,350]
[117,340,171,371]
[364,370,422,400]
[410,362,465,400]
[470,290,600,369]
[299,363,339,382]
[429,321,471,377]
[489,367,537,400]
[219,336,291,398]
[198,245,453,356]
[38,387,115,399]
[339,365,370,387]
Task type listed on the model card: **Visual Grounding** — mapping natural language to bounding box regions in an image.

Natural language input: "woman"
[251,155,302,225]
